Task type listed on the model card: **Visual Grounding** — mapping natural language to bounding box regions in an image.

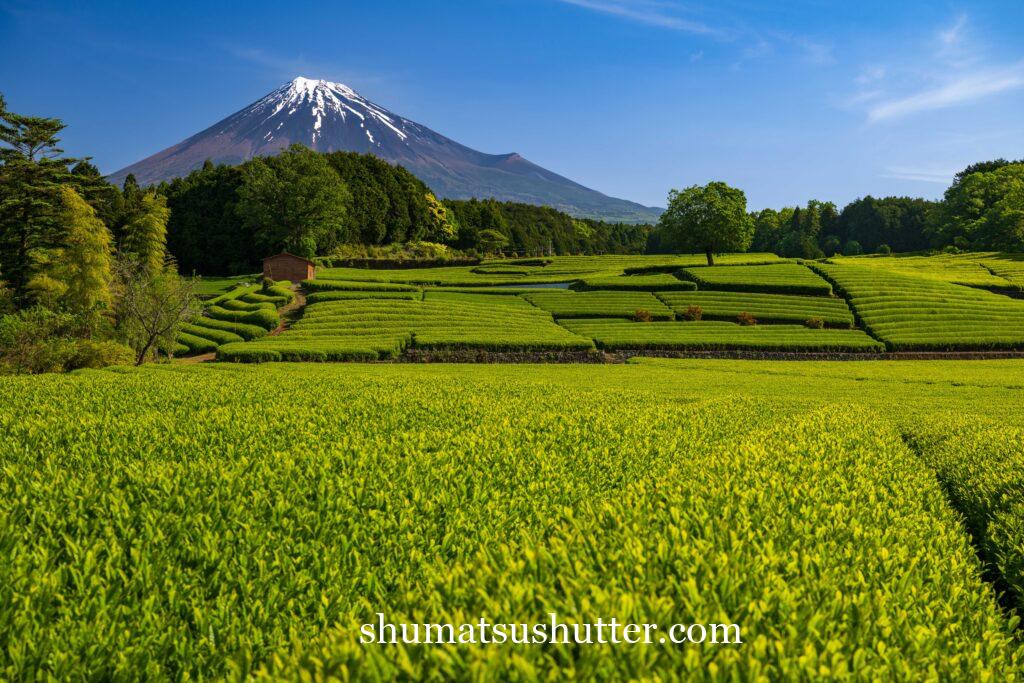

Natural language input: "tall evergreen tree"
[0,94,79,299]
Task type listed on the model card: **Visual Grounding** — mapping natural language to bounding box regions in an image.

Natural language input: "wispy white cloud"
[881,166,958,184]
[939,14,967,47]
[556,0,722,36]
[848,14,1024,124]
[218,44,381,86]
[867,63,1024,122]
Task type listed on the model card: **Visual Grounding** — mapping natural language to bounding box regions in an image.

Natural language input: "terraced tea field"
[678,262,834,295]
[179,252,1024,360]
[4,360,1024,679]
[816,262,1024,350]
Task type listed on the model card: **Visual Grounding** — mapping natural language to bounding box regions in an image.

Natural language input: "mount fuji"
[108,77,662,223]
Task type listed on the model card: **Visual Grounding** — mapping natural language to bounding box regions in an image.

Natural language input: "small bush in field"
[804,317,825,329]
[737,311,757,326]
[682,305,703,321]
[632,309,653,322]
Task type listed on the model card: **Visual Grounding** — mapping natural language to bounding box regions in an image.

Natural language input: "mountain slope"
[109,77,662,223]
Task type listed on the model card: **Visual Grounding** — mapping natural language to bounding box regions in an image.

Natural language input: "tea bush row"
[657,291,854,326]
[560,319,884,352]
[679,263,833,296]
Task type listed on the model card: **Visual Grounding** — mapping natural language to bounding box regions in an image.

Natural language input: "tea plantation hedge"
[815,263,1024,350]
[1,364,1020,678]
[561,319,884,352]
[679,263,833,296]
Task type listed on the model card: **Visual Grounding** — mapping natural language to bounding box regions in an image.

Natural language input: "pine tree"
[0,94,79,299]
[121,190,169,276]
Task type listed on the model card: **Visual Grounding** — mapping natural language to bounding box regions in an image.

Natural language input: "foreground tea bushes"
[816,263,1024,350]
[904,414,1024,612]
[561,319,883,352]
[1,364,1021,679]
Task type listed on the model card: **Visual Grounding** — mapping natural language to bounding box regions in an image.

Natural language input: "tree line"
[0,95,199,372]
[162,149,654,274]
[652,159,1024,263]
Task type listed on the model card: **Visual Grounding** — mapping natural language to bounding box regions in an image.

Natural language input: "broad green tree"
[423,192,458,243]
[236,145,351,258]
[940,164,1024,250]
[657,182,753,265]
[122,190,170,276]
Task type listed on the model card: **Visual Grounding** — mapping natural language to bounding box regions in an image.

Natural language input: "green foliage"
[658,291,853,326]
[574,273,697,291]
[120,190,169,275]
[446,198,651,256]
[679,263,833,296]
[523,290,674,320]
[236,145,352,258]
[190,317,267,341]
[179,323,244,345]
[45,186,114,317]
[305,290,420,304]
[940,164,1024,251]
[220,296,592,361]
[905,414,1024,611]
[815,262,1024,350]
[207,305,279,331]
[843,240,863,256]
[656,182,754,265]
[561,319,883,351]
[4,363,1024,676]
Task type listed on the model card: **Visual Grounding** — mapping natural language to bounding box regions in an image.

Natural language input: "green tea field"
[179,252,1024,361]
[3,359,1024,679]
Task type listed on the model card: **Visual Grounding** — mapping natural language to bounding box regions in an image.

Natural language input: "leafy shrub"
[877,244,892,255]
[804,317,825,329]
[632,309,653,322]
[68,340,135,369]
[0,308,78,374]
[682,305,703,321]
[736,311,757,326]
[843,240,863,256]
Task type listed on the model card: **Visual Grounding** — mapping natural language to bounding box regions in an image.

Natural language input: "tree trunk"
[705,249,715,266]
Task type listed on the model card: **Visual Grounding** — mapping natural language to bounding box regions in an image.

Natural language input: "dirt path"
[176,352,216,364]
[268,286,306,337]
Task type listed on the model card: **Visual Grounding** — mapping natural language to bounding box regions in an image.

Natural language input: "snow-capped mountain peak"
[108,77,662,222]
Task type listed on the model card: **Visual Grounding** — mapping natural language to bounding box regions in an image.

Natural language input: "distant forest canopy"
[158,146,650,274]
[6,90,1024,279]
[648,157,1024,259]
[158,145,1023,274]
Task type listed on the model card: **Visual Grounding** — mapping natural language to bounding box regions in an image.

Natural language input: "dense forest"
[649,158,1024,259]
[161,148,650,274]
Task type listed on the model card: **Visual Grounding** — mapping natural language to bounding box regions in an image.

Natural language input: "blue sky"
[2,0,1023,210]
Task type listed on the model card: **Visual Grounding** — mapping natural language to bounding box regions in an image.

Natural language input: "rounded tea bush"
[682,304,703,321]
[632,308,653,323]
[736,311,757,326]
